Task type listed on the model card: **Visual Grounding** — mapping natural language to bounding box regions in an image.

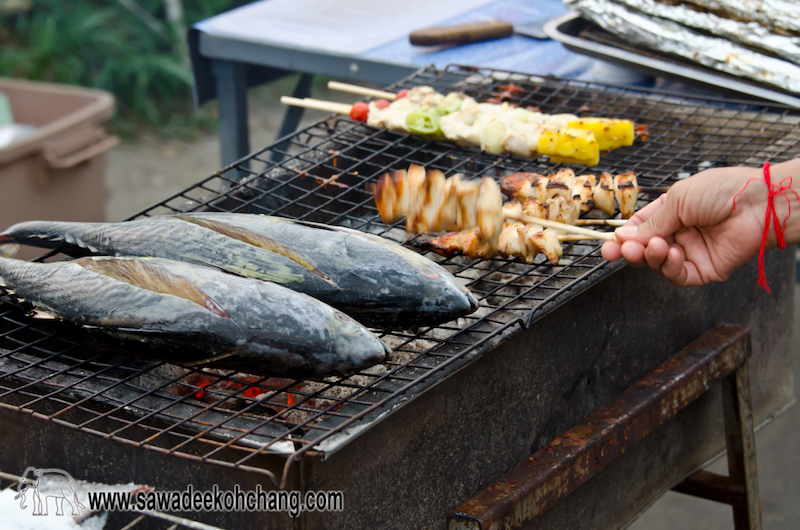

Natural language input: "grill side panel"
[300,251,794,529]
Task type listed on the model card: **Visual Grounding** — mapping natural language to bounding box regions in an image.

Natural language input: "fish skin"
[174,213,479,329]
[0,215,479,329]
[0,256,389,378]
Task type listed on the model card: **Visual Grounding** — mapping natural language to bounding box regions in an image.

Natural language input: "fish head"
[327,310,389,372]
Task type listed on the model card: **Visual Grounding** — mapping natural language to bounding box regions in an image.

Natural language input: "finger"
[661,245,687,284]
[613,194,666,242]
[628,193,667,227]
[626,190,686,244]
[674,228,722,283]
[644,237,670,271]
[620,240,647,267]
[601,241,622,261]
[661,245,704,286]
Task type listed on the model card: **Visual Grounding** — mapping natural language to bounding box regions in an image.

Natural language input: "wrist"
[762,160,800,248]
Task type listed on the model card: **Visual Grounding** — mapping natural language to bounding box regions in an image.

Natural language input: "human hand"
[600,165,778,286]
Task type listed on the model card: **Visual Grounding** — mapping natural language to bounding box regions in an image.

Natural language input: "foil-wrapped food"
[565,0,800,94]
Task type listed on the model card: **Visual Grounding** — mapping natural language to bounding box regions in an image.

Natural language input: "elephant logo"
[14,467,86,517]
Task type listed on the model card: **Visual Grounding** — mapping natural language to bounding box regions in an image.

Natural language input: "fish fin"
[29,309,59,320]
[1,244,19,258]
[174,215,337,285]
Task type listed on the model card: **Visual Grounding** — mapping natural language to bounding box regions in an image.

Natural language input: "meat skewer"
[376,165,635,235]
[414,215,613,265]
[376,164,504,247]
[377,164,619,265]
[414,221,565,264]
[499,169,640,219]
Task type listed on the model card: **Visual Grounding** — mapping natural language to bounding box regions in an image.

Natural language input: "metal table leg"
[212,59,250,171]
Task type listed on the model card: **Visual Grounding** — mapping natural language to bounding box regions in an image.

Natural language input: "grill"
[1,65,798,528]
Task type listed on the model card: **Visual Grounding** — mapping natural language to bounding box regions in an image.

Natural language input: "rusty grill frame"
[2,65,800,490]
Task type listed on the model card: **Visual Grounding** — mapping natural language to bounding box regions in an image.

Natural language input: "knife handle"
[409,20,513,46]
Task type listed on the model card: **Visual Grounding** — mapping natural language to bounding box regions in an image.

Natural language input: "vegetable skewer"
[327,81,397,100]
[282,84,643,165]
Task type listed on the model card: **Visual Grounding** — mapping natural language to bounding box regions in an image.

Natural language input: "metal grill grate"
[2,65,799,489]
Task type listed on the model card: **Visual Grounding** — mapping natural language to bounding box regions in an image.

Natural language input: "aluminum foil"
[590,0,800,65]
[565,0,800,94]
[680,0,800,36]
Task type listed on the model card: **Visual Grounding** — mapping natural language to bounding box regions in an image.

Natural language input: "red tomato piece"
[350,101,369,122]
[374,99,390,109]
[395,88,410,99]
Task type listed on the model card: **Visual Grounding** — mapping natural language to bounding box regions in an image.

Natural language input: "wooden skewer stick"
[575,219,627,227]
[328,81,397,101]
[558,234,609,241]
[281,96,352,114]
[505,213,618,242]
[640,186,671,194]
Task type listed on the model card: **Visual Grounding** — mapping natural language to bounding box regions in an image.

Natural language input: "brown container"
[0,77,118,259]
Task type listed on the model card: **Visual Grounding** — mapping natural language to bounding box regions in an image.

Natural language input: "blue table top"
[359,0,595,80]
[191,0,717,105]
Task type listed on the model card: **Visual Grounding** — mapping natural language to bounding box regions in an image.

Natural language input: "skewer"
[575,219,627,227]
[327,81,397,101]
[280,96,351,114]
[558,234,609,241]
[505,213,617,242]
[640,186,671,194]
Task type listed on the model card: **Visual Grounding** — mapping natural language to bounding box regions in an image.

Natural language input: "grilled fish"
[0,256,389,378]
[0,214,478,329]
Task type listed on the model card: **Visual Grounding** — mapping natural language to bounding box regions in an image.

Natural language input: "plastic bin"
[0,78,118,258]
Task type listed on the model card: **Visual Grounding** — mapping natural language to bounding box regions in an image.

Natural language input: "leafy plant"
[0,0,248,136]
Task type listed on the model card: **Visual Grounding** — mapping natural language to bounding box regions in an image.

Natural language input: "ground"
[103,77,799,529]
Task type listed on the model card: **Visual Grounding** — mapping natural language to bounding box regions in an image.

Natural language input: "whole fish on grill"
[0,256,389,378]
[0,214,478,329]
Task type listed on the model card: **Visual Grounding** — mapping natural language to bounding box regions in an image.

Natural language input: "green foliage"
[0,0,248,135]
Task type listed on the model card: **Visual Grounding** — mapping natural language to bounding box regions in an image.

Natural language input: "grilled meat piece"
[546,168,576,200]
[416,222,563,265]
[503,196,579,226]
[476,177,504,246]
[0,214,479,329]
[376,166,502,244]
[593,172,616,216]
[572,174,596,213]
[614,170,639,218]
[418,227,498,260]
[0,257,389,378]
[375,168,407,223]
[456,178,480,229]
[500,172,548,200]
[546,196,581,225]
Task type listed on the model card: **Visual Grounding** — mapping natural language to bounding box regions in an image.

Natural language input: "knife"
[409,18,553,46]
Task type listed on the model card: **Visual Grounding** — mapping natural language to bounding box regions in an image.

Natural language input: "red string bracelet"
[732,162,800,293]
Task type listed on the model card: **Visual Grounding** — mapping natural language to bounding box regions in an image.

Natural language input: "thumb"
[616,192,685,243]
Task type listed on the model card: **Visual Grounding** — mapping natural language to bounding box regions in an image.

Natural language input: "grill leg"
[672,360,762,530]
[722,360,762,530]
